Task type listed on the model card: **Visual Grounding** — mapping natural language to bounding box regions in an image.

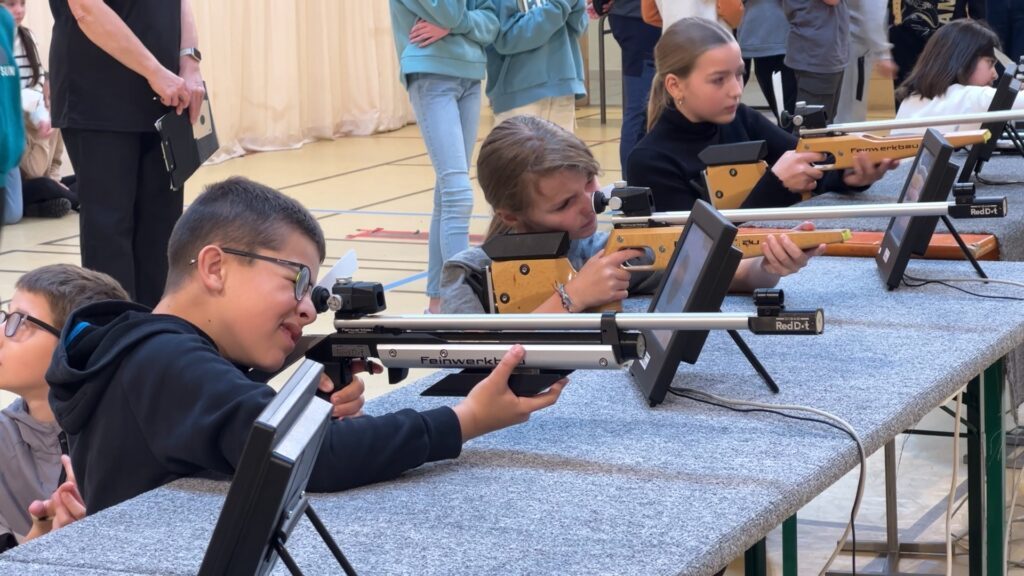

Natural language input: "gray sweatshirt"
[738,0,789,59]
[0,399,63,544]
[782,0,850,74]
[847,0,892,58]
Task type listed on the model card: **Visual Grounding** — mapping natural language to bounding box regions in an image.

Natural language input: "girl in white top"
[893,19,1024,135]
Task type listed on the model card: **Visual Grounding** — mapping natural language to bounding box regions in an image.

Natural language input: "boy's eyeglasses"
[0,310,61,338]
[219,247,313,301]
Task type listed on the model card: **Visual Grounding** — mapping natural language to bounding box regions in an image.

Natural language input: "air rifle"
[486,182,1005,314]
[304,280,824,397]
[701,109,1024,209]
[485,185,850,313]
[610,183,1007,228]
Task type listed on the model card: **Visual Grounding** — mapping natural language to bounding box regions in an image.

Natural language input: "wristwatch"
[179,47,202,63]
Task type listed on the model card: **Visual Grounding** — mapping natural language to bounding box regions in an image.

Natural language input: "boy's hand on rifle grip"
[843,152,899,188]
[772,151,825,194]
[317,359,380,419]
[453,345,567,441]
[568,248,645,310]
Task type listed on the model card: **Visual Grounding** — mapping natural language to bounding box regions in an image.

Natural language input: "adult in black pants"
[49,0,205,306]
[738,0,796,122]
[605,0,661,180]
[983,0,1021,64]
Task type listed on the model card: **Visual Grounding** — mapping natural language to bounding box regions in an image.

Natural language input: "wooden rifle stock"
[703,129,990,210]
[795,130,989,170]
[488,229,849,313]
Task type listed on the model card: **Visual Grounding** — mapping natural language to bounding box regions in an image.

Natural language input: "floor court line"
[310,207,493,219]
[383,271,428,291]
[277,152,429,191]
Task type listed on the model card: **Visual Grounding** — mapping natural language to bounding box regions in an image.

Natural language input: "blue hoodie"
[485,0,588,115]
[390,0,499,86]
[0,9,24,174]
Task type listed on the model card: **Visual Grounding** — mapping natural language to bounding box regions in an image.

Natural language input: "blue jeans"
[987,0,1024,63]
[2,167,23,225]
[609,14,660,179]
[407,73,481,298]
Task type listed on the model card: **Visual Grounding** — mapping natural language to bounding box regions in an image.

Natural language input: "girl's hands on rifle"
[842,152,899,188]
[565,248,645,311]
[317,359,381,419]
[453,345,567,441]
[731,222,825,291]
[758,221,826,277]
[772,151,826,194]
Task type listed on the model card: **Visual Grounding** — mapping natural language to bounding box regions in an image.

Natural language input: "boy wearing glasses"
[0,264,127,552]
[45,177,567,514]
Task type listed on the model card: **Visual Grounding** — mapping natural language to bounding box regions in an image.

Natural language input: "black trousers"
[744,55,798,122]
[23,176,79,208]
[62,129,182,306]
[793,69,845,125]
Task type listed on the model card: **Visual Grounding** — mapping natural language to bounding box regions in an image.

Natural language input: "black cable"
[901,274,1024,302]
[668,388,861,574]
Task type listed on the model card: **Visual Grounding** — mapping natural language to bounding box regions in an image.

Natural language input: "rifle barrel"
[801,109,1024,136]
[613,201,958,226]
[335,312,756,331]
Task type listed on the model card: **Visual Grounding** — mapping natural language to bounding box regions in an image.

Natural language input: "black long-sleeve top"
[627,103,861,212]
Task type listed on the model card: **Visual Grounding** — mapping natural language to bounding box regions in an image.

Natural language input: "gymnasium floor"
[0,103,1020,574]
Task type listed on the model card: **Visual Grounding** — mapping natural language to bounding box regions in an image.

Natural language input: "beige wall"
[21,1,415,161]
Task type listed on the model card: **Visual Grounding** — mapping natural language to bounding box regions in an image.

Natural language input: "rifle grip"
[314,359,355,402]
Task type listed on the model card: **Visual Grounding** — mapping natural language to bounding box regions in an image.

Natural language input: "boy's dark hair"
[896,19,1001,101]
[16,264,129,329]
[165,177,327,291]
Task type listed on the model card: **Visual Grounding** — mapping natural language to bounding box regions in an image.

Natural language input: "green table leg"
[744,538,767,576]
[967,375,985,576]
[983,360,1005,576]
[783,515,797,576]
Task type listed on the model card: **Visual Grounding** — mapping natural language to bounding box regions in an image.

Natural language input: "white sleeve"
[20,89,49,127]
[1014,89,1024,110]
[960,86,1002,114]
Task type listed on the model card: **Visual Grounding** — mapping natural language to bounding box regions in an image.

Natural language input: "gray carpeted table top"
[752,153,1024,260]
[2,257,1024,576]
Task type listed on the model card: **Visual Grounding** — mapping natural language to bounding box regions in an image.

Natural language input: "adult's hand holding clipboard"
[155,82,219,191]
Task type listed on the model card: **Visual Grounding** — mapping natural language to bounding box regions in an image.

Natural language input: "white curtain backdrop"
[24,1,415,162]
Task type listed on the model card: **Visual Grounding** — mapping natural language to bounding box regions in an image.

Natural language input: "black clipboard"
[155,85,219,191]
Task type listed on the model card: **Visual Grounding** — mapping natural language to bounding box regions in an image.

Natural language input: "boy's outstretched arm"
[307,346,566,491]
[453,345,567,441]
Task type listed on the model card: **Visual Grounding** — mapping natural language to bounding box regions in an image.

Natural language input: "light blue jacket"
[485,0,588,114]
[390,0,499,86]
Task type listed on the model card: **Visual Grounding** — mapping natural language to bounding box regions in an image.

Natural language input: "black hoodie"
[46,301,462,514]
